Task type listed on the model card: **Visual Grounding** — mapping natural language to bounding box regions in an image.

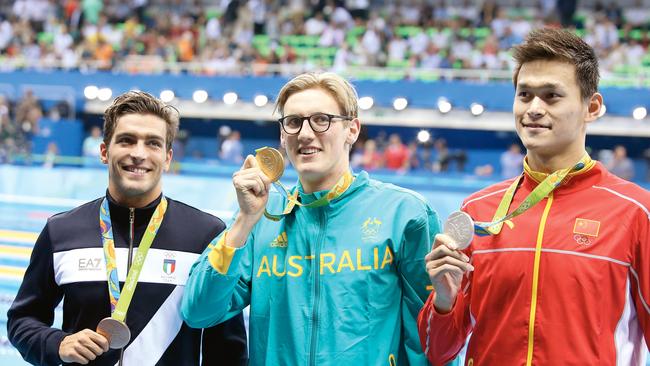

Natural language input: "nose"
[297,118,315,140]
[129,141,147,161]
[527,96,545,120]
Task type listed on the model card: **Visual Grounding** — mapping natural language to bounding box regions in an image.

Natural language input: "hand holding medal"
[253,147,355,221]
[96,317,131,349]
[425,213,476,314]
[227,146,355,250]
[227,148,280,249]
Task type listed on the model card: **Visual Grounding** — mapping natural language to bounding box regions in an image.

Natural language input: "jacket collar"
[523,154,596,183]
[104,190,164,224]
[521,158,603,196]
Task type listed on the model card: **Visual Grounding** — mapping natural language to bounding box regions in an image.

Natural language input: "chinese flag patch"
[573,218,600,237]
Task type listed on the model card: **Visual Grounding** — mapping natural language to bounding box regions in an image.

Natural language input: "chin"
[295,161,320,174]
[297,169,321,179]
[121,182,153,195]
[299,169,326,182]
[520,137,542,150]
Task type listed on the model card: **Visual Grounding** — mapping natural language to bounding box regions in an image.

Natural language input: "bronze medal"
[255,147,284,182]
[96,317,131,349]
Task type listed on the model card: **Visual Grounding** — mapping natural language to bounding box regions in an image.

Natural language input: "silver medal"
[443,211,475,250]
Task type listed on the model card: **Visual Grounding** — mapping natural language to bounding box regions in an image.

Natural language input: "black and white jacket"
[7,193,247,366]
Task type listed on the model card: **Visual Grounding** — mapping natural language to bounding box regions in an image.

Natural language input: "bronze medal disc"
[255,147,284,182]
[96,317,131,349]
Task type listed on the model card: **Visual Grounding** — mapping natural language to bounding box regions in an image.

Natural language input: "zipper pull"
[127,207,135,270]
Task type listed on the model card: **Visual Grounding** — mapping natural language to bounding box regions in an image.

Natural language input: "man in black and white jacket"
[7,91,247,365]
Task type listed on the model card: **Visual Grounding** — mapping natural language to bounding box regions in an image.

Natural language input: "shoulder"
[165,197,226,231]
[157,198,226,252]
[43,198,104,251]
[47,197,103,227]
[591,173,650,218]
[365,177,431,209]
[461,178,515,211]
[361,179,437,228]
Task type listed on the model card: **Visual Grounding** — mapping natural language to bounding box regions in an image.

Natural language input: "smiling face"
[100,114,172,207]
[280,88,360,193]
[513,59,602,171]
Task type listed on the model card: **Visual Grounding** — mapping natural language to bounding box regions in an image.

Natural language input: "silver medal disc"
[96,317,131,349]
[443,211,475,250]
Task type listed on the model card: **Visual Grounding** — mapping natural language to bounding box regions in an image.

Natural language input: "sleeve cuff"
[47,329,71,366]
[207,232,245,275]
[429,291,458,318]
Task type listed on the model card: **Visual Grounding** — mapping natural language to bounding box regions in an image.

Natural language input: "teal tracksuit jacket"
[181,171,440,365]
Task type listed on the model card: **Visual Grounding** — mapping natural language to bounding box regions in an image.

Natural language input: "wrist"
[226,214,258,248]
[234,212,259,231]
[433,292,455,314]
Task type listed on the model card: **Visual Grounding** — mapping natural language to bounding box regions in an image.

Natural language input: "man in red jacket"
[418,28,650,365]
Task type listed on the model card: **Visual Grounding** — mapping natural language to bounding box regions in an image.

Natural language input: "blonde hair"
[274,72,359,118]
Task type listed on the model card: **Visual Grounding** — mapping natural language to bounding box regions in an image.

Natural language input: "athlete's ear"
[100,142,108,164]
[585,92,603,123]
[346,118,360,146]
[163,148,173,172]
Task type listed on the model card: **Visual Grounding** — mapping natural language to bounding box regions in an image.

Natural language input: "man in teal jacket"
[181,72,440,365]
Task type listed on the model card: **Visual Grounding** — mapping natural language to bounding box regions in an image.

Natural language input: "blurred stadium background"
[1,0,650,364]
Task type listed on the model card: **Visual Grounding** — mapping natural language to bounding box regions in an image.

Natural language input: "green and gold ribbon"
[264,170,355,221]
[100,197,167,321]
[474,154,594,236]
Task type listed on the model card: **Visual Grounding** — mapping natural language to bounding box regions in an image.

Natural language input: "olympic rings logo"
[573,234,592,246]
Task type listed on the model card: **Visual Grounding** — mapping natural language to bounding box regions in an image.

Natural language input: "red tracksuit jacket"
[419,161,650,365]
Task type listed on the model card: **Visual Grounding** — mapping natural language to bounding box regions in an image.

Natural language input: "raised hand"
[424,233,474,313]
[227,155,273,248]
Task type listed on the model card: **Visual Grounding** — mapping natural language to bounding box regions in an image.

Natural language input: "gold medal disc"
[255,147,284,182]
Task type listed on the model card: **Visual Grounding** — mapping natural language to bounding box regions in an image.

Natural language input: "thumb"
[242,154,258,169]
[433,233,460,251]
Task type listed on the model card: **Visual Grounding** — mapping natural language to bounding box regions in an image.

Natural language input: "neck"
[108,187,160,208]
[300,165,349,194]
[526,149,586,173]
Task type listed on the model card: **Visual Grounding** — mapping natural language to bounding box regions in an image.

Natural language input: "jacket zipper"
[526,193,554,366]
[119,207,135,366]
[127,208,135,271]
[309,209,327,366]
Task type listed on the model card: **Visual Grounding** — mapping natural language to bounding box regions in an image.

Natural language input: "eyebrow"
[284,112,324,116]
[516,82,564,90]
[114,132,165,142]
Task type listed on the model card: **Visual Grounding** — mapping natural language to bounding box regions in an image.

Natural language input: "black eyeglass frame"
[277,113,354,135]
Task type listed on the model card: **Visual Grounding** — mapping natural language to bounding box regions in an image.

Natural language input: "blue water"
[0,202,66,366]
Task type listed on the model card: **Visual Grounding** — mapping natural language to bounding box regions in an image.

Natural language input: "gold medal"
[255,147,284,182]
[96,317,131,349]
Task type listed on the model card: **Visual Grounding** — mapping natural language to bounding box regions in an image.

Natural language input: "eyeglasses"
[278,113,353,135]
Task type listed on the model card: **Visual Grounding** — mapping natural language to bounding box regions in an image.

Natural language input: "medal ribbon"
[473,154,594,236]
[264,170,355,221]
[100,197,167,321]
